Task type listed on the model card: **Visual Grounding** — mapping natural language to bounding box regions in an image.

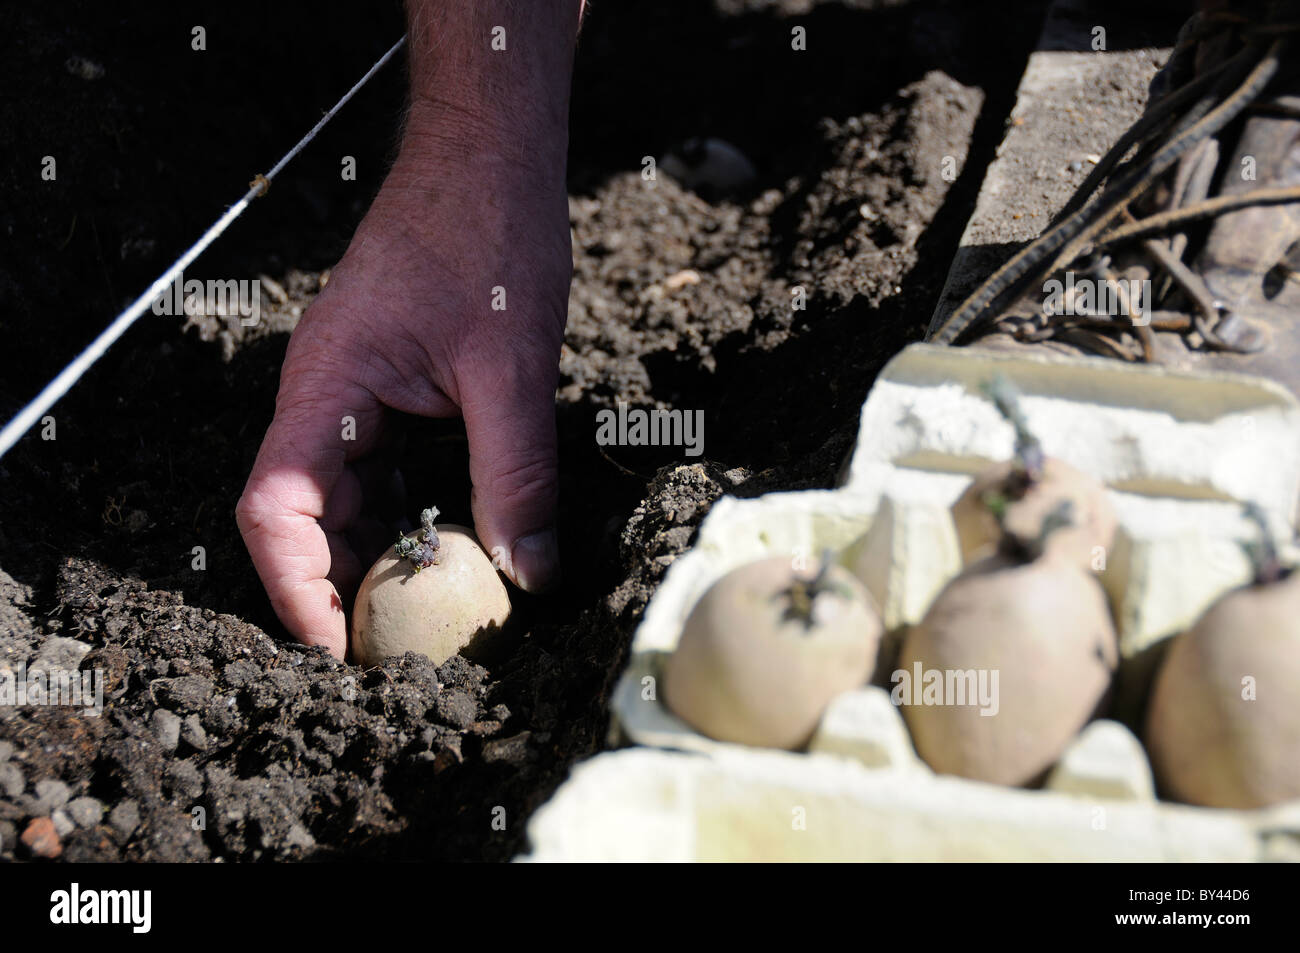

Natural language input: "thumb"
[461,359,561,593]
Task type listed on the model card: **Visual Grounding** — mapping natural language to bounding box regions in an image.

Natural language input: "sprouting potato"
[952,456,1116,568]
[901,379,1119,786]
[1145,506,1300,808]
[351,508,511,667]
[663,554,882,750]
[900,547,1119,787]
[951,376,1115,568]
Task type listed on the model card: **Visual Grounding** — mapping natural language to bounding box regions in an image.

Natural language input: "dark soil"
[0,0,1044,860]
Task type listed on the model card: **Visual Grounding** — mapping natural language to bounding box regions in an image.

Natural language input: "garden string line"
[0,35,408,460]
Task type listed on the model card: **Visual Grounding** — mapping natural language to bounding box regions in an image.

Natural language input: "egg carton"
[523,744,1300,863]
[522,343,1300,861]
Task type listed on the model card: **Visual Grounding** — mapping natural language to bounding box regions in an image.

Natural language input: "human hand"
[236,102,571,658]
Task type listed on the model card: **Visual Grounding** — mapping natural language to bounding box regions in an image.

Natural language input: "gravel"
[0,763,23,799]
[51,809,75,837]
[109,799,141,838]
[181,714,208,751]
[66,796,104,828]
[34,778,71,813]
[152,708,182,752]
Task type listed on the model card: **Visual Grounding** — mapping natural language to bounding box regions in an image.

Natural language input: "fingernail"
[511,529,560,593]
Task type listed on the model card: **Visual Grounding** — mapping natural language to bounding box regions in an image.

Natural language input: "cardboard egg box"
[523,343,1300,861]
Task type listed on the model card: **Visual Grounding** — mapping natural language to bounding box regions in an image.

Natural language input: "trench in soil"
[0,0,1047,860]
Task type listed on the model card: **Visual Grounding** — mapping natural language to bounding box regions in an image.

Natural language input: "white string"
[0,36,407,460]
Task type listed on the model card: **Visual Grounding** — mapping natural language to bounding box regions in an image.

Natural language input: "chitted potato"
[663,555,882,750]
[900,551,1118,786]
[351,519,511,668]
[952,375,1115,568]
[1146,565,1300,809]
[952,456,1116,568]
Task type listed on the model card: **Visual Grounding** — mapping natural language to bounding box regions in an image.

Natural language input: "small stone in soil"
[21,817,62,859]
[34,778,71,813]
[181,714,208,751]
[109,800,141,838]
[482,732,532,765]
[51,810,75,837]
[0,763,23,798]
[152,708,182,751]
[67,796,104,828]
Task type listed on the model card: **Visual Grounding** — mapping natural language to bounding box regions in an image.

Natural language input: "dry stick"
[928,44,1254,343]
[1033,38,1282,309]
[1097,184,1300,247]
[0,37,408,460]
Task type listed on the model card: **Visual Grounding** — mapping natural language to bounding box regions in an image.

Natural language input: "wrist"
[402,1,580,168]
[400,93,569,176]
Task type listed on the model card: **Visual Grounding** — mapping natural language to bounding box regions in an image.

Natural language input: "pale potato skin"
[351,524,512,667]
[951,458,1116,568]
[662,557,882,750]
[1145,571,1300,809]
[900,554,1118,787]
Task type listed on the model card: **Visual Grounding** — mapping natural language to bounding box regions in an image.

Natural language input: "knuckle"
[234,483,275,537]
[488,454,558,509]
[234,486,261,530]
[475,349,561,405]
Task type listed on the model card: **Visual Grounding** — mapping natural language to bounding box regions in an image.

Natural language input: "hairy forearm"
[402,0,584,168]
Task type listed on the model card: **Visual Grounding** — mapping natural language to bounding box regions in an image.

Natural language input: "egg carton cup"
[525,343,1300,861]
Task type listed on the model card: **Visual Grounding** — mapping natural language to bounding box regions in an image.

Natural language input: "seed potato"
[351,524,511,667]
[663,556,882,750]
[900,552,1118,786]
[951,457,1116,568]
[1145,568,1300,808]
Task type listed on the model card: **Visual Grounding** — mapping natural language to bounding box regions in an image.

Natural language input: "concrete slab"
[927,0,1180,335]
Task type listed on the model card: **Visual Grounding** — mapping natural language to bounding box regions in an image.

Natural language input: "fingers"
[461,357,562,593]
[236,372,384,658]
